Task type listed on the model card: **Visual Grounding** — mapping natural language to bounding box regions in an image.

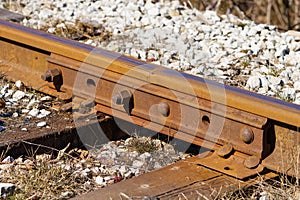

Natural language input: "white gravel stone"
[132,160,145,168]
[154,162,162,169]
[21,128,28,131]
[40,96,52,101]
[2,156,14,163]
[12,90,25,101]
[28,108,39,117]
[37,121,47,128]
[246,76,261,90]
[0,84,9,97]
[14,80,23,89]
[103,176,114,182]
[21,109,29,114]
[268,76,282,86]
[294,81,300,91]
[4,89,13,99]
[281,88,296,101]
[36,109,51,118]
[139,152,151,160]
[26,99,39,109]
[95,176,106,186]
[0,183,15,198]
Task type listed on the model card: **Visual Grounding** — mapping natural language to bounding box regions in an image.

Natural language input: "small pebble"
[28,108,39,117]
[95,176,105,186]
[12,90,25,101]
[0,183,15,198]
[40,96,52,101]
[36,109,51,118]
[14,80,23,89]
[37,121,47,128]
[2,156,14,163]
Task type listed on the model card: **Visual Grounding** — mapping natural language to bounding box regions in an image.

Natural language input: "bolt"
[158,102,170,117]
[244,155,260,169]
[41,71,52,82]
[112,90,131,105]
[217,144,233,157]
[41,68,63,92]
[41,68,61,82]
[240,127,254,144]
[112,95,122,105]
[112,90,133,114]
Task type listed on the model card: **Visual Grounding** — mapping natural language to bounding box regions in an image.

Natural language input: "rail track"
[0,10,300,199]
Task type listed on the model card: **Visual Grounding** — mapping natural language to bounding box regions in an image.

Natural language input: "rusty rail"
[0,19,300,182]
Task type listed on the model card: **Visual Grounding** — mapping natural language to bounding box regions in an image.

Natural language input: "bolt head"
[240,128,254,144]
[41,71,52,82]
[158,102,170,117]
[244,156,260,169]
[217,144,233,157]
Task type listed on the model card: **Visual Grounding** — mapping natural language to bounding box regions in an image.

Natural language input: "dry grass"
[3,161,89,199]
[126,136,160,154]
[0,145,97,199]
[185,0,300,31]
[218,175,300,199]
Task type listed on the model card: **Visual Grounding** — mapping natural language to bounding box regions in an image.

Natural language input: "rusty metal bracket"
[197,144,265,179]
[41,53,272,179]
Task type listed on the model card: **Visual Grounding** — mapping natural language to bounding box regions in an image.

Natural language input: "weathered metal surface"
[197,151,265,179]
[72,156,277,200]
[263,122,300,177]
[155,171,277,199]
[1,19,300,128]
[44,54,269,178]
[1,19,300,179]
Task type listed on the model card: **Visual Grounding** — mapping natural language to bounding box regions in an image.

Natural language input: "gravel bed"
[0,77,58,133]
[0,136,189,198]
[1,0,300,104]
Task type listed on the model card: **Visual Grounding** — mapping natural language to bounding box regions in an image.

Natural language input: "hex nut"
[112,95,122,105]
[113,90,132,105]
[41,68,62,82]
[112,90,133,114]
[119,90,132,104]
